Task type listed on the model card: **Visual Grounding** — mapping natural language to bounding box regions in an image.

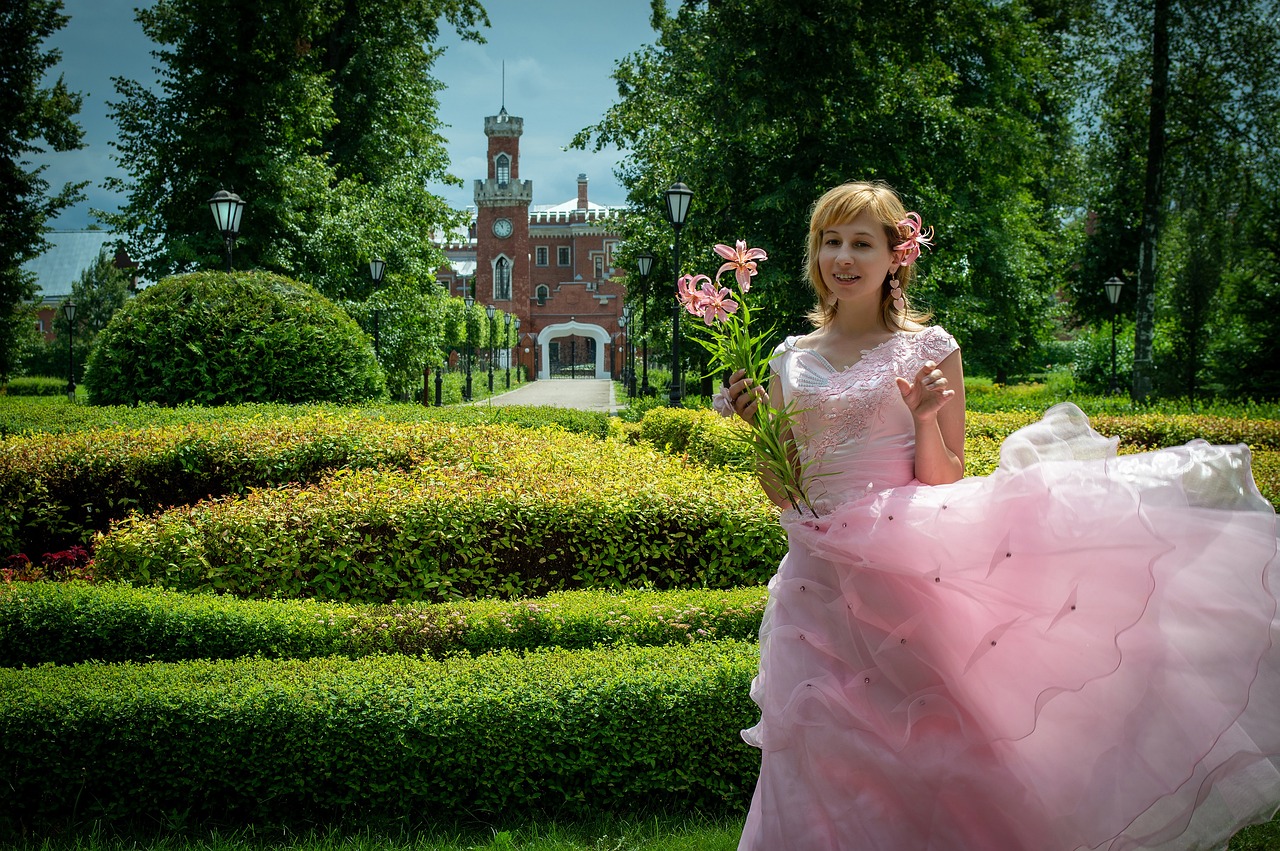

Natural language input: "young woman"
[728,180,1280,850]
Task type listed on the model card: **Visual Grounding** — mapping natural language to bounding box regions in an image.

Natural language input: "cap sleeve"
[768,337,794,377]
[915,325,959,365]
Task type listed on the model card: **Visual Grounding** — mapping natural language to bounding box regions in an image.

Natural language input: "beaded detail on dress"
[779,326,959,463]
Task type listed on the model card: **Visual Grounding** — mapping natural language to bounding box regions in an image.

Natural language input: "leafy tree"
[0,0,85,381]
[576,0,1083,381]
[99,0,486,301]
[1070,0,1280,399]
[347,275,451,401]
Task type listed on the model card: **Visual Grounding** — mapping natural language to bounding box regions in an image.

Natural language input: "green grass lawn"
[9,812,1280,850]
[4,814,746,851]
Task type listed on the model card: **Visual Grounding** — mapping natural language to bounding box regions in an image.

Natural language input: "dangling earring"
[889,273,905,312]
[825,290,838,307]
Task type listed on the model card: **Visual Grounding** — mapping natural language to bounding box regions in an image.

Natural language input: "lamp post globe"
[636,251,655,396]
[368,258,386,358]
[207,189,245,272]
[621,305,634,397]
[486,304,497,394]
[504,313,512,389]
[1105,276,1125,395]
[432,281,447,406]
[514,317,522,385]
[63,300,77,402]
[463,294,475,401]
[663,183,692,407]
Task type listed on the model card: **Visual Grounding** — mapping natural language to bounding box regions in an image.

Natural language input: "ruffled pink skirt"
[739,404,1280,850]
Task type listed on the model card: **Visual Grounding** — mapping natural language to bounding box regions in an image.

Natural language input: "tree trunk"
[1131,0,1170,401]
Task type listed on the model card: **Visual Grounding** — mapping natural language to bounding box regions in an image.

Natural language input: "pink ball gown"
[738,326,1280,851]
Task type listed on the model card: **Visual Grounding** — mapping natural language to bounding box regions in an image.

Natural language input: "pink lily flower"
[714,240,769,292]
[894,212,935,266]
[677,273,714,318]
[698,278,739,325]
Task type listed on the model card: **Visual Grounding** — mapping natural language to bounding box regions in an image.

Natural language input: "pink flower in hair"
[698,279,739,325]
[677,273,714,318]
[713,240,769,292]
[894,212,934,266]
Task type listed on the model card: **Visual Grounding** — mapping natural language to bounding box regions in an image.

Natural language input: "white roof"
[531,198,612,214]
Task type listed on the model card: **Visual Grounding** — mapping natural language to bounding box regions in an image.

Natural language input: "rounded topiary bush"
[84,271,386,406]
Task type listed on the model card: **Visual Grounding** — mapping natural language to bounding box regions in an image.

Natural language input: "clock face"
[492,217,513,238]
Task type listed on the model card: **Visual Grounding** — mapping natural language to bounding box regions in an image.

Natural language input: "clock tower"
[474,108,533,314]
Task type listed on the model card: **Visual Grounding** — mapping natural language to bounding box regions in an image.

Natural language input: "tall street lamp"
[369,258,386,359]
[63,300,76,402]
[463,293,475,402]
[514,317,522,385]
[621,305,634,397]
[636,251,655,396]
[486,304,497,395]
[664,182,692,407]
[207,189,245,272]
[435,281,448,406]
[504,313,513,389]
[1105,276,1125,395]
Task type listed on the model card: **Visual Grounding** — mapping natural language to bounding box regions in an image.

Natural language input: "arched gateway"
[536,320,610,380]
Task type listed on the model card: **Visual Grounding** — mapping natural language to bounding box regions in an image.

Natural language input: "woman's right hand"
[728,368,765,426]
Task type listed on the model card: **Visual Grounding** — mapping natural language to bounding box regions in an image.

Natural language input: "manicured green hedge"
[0,641,760,835]
[1,377,64,397]
[0,581,769,666]
[84,270,386,406]
[0,396,611,439]
[631,407,755,471]
[0,411,610,557]
[92,428,784,603]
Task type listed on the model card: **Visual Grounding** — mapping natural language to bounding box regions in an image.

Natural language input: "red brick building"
[435,108,628,380]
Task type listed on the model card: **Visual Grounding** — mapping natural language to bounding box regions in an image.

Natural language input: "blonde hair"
[803,180,931,330]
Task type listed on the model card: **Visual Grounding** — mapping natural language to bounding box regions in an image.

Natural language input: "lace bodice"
[770,326,959,510]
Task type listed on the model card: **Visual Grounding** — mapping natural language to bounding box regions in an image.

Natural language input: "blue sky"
[33,0,669,229]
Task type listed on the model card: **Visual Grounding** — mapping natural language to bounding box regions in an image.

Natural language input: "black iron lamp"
[504,313,513,389]
[369,258,386,358]
[63,300,77,402]
[664,182,692,406]
[1105,276,1125,395]
[636,251,655,396]
[207,189,245,272]
[486,304,497,395]
[463,293,475,401]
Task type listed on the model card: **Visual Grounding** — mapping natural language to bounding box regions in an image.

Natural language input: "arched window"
[536,285,549,306]
[494,257,512,301]
[496,154,510,187]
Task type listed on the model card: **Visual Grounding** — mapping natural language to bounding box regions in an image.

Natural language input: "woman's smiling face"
[818,209,900,306]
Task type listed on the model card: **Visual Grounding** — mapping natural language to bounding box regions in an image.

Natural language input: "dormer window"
[496,154,510,187]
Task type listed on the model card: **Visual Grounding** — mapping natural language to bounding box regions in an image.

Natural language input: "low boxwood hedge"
[630,407,755,471]
[0,411,610,557]
[1,377,65,397]
[0,581,769,666]
[0,641,761,835]
[92,428,785,603]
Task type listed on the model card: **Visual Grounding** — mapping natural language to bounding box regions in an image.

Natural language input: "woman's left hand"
[896,360,954,422]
